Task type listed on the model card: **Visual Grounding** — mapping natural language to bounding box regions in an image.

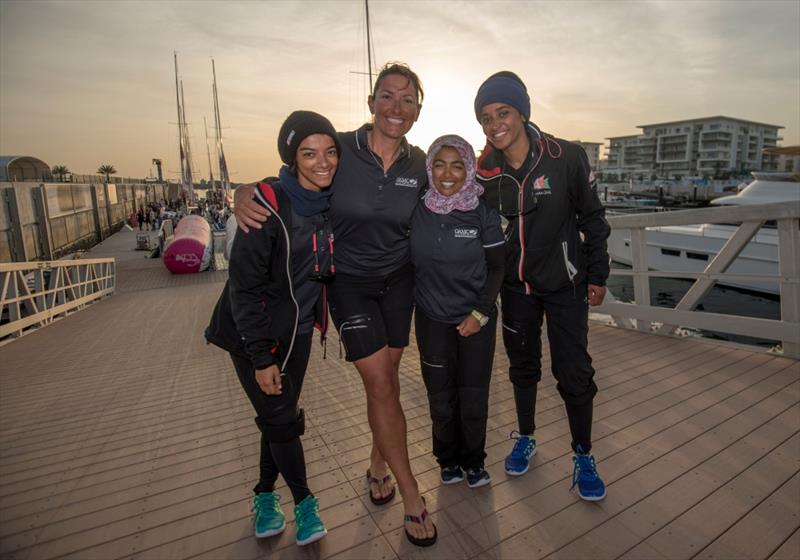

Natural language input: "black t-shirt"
[330,126,427,276]
[410,201,504,323]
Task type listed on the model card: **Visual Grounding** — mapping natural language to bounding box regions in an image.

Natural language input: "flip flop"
[404,497,437,547]
[366,469,396,506]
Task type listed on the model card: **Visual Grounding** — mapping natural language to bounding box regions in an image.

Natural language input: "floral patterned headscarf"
[423,134,483,215]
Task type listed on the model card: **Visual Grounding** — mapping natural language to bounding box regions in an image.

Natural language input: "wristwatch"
[471,310,489,328]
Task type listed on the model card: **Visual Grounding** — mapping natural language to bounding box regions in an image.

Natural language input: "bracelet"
[470,310,489,327]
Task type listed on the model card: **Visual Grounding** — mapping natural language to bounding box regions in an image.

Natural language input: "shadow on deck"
[1,229,798,560]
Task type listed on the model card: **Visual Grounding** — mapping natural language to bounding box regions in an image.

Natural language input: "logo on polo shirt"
[454,227,479,239]
[394,177,418,188]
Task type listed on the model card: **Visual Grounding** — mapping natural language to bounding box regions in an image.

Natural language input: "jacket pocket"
[522,241,571,293]
[561,241,578,282]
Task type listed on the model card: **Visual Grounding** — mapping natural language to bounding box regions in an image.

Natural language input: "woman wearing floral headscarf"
[410,134,505,488]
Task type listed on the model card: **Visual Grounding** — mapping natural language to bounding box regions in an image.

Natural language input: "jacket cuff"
[252,352,277,370]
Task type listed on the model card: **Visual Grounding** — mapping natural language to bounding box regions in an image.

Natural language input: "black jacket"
[205,180,327,370]
[476,123,610,294]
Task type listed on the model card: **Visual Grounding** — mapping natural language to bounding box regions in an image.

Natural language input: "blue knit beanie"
[473,72,530,122]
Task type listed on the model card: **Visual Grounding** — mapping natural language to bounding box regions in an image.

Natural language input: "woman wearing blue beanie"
[474,71,611,502]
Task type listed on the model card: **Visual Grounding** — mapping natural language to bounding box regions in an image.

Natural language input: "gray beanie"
[277,111,340,167]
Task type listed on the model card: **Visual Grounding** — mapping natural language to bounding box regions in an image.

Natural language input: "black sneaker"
[440,465,464,484]
[466,467,491,488]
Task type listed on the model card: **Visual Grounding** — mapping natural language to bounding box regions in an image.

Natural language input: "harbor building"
[604,116,783,179]
[571,140,602,171]
[764,145,800,174]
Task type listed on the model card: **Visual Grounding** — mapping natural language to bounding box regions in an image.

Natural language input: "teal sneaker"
[253,492,285,538]
[294,495,327,546]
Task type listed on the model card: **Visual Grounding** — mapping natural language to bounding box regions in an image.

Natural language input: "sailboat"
[211,59,231,197]
[173,52,195,202]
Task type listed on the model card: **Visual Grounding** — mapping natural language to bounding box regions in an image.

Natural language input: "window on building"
[686,252,709,261]
[661,248,681,257]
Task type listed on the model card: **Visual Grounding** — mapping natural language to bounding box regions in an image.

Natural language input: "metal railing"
[0,258,115,343]
[596,201,800,358]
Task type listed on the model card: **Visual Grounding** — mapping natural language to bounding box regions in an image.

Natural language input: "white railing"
[0,258,115,343]
[596,201,800,358]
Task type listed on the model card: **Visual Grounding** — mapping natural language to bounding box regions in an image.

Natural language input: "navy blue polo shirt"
[410,200,504,323]
[330,125,427,276]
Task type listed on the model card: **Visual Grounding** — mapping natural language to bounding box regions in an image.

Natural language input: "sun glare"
[405,70,487,156]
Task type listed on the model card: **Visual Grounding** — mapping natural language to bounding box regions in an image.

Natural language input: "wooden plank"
[769,529,800,560]
[629,434,800,559]
[543,404,800,559]
[483,365,798,558]
[698,472,800,560]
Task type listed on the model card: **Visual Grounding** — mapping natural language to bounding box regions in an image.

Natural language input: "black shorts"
[328,263,414,362]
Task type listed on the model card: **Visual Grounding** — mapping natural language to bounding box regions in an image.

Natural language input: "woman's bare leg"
[367,346,405,501]
[355,346,435,540]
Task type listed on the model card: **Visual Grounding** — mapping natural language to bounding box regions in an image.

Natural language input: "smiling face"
[479,102,527,153]
[368,73,420,141]
[431,146,466,197]
[295,134,338,192]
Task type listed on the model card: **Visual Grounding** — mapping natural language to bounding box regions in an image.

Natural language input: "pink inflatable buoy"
[163,215,212,274]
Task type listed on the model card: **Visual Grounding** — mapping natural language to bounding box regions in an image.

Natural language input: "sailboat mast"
[180,80,195,202]
[211,58,230,195]
[174,52,187,198]
[365,0,373,93]
[204,116,215,192]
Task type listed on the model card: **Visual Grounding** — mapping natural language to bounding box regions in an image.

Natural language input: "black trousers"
[230,332,313,504]
[415,309,496,469]
[501,284,597,453]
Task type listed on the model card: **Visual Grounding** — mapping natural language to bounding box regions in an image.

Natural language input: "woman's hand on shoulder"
[233,183,271,233]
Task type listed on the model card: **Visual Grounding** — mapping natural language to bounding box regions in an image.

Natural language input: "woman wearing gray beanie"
[206,110,339,546]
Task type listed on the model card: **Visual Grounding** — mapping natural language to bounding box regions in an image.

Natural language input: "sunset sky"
[1,0,798,183]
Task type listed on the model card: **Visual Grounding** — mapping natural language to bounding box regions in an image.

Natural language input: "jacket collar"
[476,122,546,179]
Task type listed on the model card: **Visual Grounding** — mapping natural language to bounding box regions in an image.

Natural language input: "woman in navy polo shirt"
[410,134,505,489]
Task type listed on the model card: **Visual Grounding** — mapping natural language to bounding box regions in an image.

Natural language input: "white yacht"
[607,173,800,295]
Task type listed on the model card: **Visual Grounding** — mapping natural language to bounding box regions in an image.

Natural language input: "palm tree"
[51,165,70,182]
[97,164,117,183]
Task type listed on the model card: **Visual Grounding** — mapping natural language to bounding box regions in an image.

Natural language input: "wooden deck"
[1,228,798,560]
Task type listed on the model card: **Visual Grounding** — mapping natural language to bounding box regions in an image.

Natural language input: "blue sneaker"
[571,447,606,501]
[466,467,491,488]
[440,465,464,484]
[253,492,285,538]
[294,495,327,546]
[504,432,536,475]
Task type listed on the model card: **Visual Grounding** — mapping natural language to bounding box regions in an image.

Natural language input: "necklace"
[367,130,402,172]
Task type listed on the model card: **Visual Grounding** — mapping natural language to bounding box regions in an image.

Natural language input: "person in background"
[206,110,339,546]
[410,135,504,488]
[474,71,611,501]
[232,63,437,547]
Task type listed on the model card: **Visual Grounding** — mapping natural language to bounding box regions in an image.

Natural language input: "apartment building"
[571,140,602,171]
[604,116,783,178]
